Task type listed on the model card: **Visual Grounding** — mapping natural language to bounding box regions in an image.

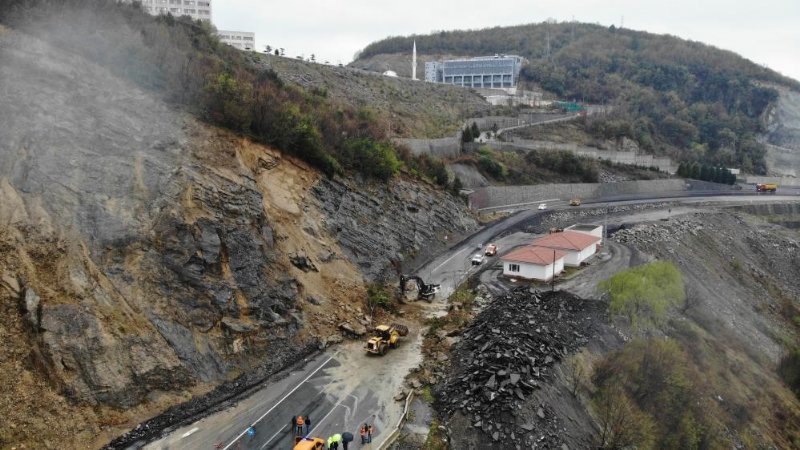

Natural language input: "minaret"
[412,40,417,80]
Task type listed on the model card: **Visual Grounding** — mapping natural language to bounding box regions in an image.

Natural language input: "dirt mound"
[435,288,608,449]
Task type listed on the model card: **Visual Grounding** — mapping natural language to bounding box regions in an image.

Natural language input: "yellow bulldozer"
[365,324,409,355]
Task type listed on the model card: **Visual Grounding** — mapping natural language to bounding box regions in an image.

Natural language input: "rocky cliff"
[0,27,476,448]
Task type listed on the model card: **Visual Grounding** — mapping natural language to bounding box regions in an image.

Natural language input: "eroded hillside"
[0,26,475,448]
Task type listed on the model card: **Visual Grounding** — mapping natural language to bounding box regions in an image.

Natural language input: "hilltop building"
[425,55,524,90]
[128,0,212,22]
[125,1,256,52]
[217,30,255,51]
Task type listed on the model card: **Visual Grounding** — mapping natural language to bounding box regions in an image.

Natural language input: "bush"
[341,138,401,180]
[477,155,507,180]
[599,261,685,329]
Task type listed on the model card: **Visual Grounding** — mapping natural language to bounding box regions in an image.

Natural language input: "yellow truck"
[756,183,778,193]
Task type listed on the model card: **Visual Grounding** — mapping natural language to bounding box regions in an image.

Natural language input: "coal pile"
[436,288,605,448]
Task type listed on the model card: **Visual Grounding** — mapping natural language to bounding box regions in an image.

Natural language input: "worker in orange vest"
[295,415,305,436]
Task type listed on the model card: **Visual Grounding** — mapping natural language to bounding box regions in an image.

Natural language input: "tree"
[594,385,655,449]
[470,121,480,139]
[449,176,464,196]
[274,49,279,56]
[264,44,272,53]
[280,47,285,56]
[310,53,316,62]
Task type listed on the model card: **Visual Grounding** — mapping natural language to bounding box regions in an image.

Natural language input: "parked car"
[538,203,547,210]
[471,254,485,265]
[569,198,581,206]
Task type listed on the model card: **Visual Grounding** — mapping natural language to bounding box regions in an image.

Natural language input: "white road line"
[222,356,334,450]
[431,247,469,273]
[180,427,199,438]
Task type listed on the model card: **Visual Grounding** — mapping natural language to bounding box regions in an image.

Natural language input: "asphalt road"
[144,192,800,450]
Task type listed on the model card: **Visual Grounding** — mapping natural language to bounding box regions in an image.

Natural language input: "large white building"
[530,231,601,267]
[425,55,525,89]
[217,30,255,51]
[131,0,212,22]
[501,246,566,281]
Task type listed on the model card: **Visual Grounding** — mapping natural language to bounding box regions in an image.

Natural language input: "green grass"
[599,260,685,330]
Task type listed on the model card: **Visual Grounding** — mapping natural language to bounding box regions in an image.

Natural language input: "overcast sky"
[213,0,800,82]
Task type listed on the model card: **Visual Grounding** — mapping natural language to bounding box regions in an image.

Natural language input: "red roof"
[531,231,600,251]
[502,246,567,266]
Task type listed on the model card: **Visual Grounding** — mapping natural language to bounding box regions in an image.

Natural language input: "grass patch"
[419,385,435,404]
[599,260,685,330]
[420,418,448,450]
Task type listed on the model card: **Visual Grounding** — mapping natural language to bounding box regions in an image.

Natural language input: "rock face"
[0,26,477,448]
[313,177,476,280]
[435,288,609,450]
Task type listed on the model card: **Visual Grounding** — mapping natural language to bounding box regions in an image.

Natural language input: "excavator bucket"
[391,324,409,336]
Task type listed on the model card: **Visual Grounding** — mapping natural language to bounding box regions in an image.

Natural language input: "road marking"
[181,427,199,438]
[430,247,469,273]
[259,401,347,450]
[222,356,334,450]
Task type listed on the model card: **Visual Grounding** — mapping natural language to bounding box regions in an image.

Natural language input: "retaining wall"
[469,179,691,210]
[745,175,800,187]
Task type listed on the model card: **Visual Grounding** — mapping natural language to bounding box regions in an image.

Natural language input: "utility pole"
[545,31,551,61]
[551,249,556,292]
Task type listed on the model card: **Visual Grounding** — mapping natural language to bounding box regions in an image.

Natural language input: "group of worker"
[291,416,374,449]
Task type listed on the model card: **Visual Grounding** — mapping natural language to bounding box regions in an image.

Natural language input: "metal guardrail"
[376,391,415,450]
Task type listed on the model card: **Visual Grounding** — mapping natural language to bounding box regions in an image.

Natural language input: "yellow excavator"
[365,324,409,355]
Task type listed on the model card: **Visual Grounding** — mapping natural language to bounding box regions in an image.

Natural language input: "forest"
[358,22,799,174]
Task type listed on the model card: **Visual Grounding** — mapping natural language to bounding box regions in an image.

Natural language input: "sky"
[213,0,800,82]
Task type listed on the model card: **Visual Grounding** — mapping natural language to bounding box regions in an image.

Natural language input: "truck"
[365,324,409,355]
[756,183,778,193]
[484,244,498,256]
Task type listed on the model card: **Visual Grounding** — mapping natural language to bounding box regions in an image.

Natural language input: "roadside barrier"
[376,390,415,450]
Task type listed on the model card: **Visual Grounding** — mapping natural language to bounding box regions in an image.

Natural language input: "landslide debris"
[435,288,609,449]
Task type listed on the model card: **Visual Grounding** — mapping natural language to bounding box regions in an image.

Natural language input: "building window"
[509,264,520,273]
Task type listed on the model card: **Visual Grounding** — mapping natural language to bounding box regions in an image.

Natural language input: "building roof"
[502,246,567,266]
[531,231,601,251]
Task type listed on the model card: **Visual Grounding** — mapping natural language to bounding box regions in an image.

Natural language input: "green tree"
[599,261,685,330]
[470,121,480,139]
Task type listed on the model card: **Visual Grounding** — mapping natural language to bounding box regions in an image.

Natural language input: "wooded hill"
[356,22,800,174]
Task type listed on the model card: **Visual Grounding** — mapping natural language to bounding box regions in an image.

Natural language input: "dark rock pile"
[437,288,605,449]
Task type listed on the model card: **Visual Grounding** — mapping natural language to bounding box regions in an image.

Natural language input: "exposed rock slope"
[0,27,475,448]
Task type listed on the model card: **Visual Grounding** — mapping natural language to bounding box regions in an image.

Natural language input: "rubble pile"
[437,288,606,448]
[612,218,703,245]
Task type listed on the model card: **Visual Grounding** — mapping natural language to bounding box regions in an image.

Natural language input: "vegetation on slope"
[599,261,685,329]
[358,23,800,174]
[0,0,454,187]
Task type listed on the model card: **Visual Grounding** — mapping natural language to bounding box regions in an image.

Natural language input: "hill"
[0,2,477,447]
[354,22,800,174]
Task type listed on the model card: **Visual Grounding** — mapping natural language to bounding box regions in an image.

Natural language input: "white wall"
[565,225,603,238]
[503,258,564,281]
[562,245,598,267]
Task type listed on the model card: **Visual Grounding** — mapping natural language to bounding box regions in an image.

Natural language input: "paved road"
[144,192,800,450]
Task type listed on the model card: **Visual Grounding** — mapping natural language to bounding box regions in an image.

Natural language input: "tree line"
[357,22,797,175]
[675,163,737,184]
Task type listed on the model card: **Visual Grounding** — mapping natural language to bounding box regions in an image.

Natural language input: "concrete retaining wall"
[394,137,461,158]
[469,179,691,210]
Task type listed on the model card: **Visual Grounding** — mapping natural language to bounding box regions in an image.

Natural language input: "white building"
[531,231,601,267]
[501,246,566,281]
[129,0,212,22]
[217,30,255,51]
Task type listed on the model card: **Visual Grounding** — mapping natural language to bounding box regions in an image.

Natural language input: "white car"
[538,203,547,210]
[471,254,485,265]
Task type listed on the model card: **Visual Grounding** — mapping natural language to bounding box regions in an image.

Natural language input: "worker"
[367,424,373,443]
[327,433,341,449]
[295,415,305,436]
[304,415,311,434]
[290,415,297,434]
[359,424,367,444]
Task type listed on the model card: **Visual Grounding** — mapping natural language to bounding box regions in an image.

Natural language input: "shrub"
[599,261,685,329]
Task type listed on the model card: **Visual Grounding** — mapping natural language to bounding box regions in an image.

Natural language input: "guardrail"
[376,390,415,450]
